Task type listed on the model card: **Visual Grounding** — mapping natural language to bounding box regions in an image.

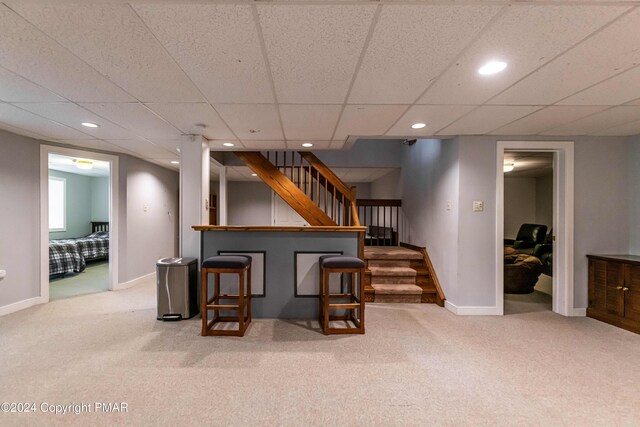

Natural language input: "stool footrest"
[328,302,361,309]
[207,304,240,310]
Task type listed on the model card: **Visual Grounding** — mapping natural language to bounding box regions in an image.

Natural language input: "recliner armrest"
[533,243,552,259]
[504,238,516,246]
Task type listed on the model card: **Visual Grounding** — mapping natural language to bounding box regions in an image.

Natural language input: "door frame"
[40,145,119,300]
[495,140,577,316]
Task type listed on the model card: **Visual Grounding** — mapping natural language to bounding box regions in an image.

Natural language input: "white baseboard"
[0,296,47,317]
[571,308,587,317]
[114,272,155,291]
[445,300,500,315]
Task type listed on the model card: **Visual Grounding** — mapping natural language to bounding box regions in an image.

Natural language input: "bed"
[49,222,109,276]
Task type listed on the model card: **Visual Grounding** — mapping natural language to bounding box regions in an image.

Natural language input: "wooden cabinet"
[587,255,640,334]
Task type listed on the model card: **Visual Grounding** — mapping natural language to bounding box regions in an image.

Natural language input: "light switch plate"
[473,200,484,212]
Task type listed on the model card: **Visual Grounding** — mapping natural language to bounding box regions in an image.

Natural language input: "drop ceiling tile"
[491,8,640,105]
[0,5,134,102]
[438,106,542,135]
[0,103,92,140]
[540,106,640,135]
[236,140,285,150]
[258,5,375,104]
[329,140,346,149]
[558,65,640,106]
[0,67,65,102]
[423,5,627,105]
[334,105,408,140]
[13,102,139,139]
[387,105,475,136]
[490,106,609,135]
[348,5,501,104]
[134,4,273,103]
[0,121,50,141]
[103,139,175,158]
[279,105,342,140]
[11,4,203,103]
[626,98,640,106]
[145,103,235,140]
[79,103,181,139]
[591,119,640,136]
[55,139,138,156]
[146,139,182,154]
[214,104,283,140]
[288,140,333,150]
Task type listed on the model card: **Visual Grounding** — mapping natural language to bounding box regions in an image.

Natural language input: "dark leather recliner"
[504,224,548,251]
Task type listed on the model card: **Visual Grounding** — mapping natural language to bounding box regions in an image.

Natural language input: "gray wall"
[119,155,179,283]
[535,175,553,230]
[630,137,640,254]
[48,170,92,240]
[0,131,40,308]
[400,139,460,301]
[227,182,272,226]
[371,169,401,199]
[91,176,109,221]
[504,177,537,239]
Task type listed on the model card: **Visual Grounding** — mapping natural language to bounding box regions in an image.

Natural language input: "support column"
[180,134,210,259]
[218,166,227,226]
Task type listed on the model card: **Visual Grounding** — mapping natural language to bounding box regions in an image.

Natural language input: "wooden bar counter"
[193,226,366,319]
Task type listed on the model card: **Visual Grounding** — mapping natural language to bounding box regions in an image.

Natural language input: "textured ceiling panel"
[558,65,640,106]
[13,102,139,140]
[280,105,342,140]
[258,4,375,104]
[0,5,134,102]
[79,102,181,139]
[422,5,626,105]
[439,105,542,135]
[236,140,286,150]
[0,67,65,102]
[387,105,475,136]
[491,8,640,105]
[287,140,333,150]
[55,139,139,156]
[103,139,175,158]
[591,119,640,136]
[540,106,640,135]
[145,103,235,140]
[348,4,501,104]
[214,104,283,140]
[490,106,609,135]
[0,121,51,141]
[0,103,92,140]
[134,4,273,103]
[334,105,408,140]
[11,4,203,103]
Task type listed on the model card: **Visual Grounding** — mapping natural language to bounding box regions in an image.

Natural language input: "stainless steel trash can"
[156,257,198,320]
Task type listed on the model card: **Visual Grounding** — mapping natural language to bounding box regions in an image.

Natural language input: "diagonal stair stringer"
[234,151,336,226]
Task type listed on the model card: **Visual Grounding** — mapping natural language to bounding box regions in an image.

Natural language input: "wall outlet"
[473,200,484,212]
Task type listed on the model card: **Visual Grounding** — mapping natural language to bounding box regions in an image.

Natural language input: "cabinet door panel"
[625,289,640,322]
[628,265,640,290]
[605,262,625,316]
[589,260,606,310]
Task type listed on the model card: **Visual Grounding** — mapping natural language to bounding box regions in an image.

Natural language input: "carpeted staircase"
[364,246,438,303]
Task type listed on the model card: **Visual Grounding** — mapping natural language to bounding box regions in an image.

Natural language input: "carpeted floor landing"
[1,278,639,426]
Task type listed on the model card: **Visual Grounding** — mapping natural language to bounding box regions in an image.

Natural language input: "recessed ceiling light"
[223,142,235,147]
[478,61,507,75]
[302,143,313,147]
[81,122,99,128]
[411,123,426,129]
[251,173,257,177]
[170,161,180,165]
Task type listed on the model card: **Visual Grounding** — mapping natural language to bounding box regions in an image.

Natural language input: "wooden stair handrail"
[234,152,337,227]
[298,151,356,202]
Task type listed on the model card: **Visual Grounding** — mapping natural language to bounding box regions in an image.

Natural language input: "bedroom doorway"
[496,141,576,317]
[40,146,119,301]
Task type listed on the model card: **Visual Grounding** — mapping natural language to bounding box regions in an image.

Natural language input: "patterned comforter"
[49,231,109,276]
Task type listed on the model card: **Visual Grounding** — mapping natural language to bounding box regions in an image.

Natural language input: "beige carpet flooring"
[49,260,109,300]
[1,278,640,426]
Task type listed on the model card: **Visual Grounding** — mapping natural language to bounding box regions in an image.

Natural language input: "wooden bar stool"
[201,255,252,337]
[319,255,365,335]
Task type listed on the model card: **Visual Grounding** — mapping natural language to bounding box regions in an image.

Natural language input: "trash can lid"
[157,257,197,266]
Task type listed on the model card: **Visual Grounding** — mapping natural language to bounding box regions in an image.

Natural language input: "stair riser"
[367,260,410,268]
[371,277,416,285]
[373,294,422,303]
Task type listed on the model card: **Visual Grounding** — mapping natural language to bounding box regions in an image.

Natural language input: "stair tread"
[364,246,423,260]
[369,266,416,276]
[372,284,423,295]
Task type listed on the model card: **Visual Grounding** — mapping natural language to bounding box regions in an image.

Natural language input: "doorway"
[496,141,576,316]
[40,145,119,301]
